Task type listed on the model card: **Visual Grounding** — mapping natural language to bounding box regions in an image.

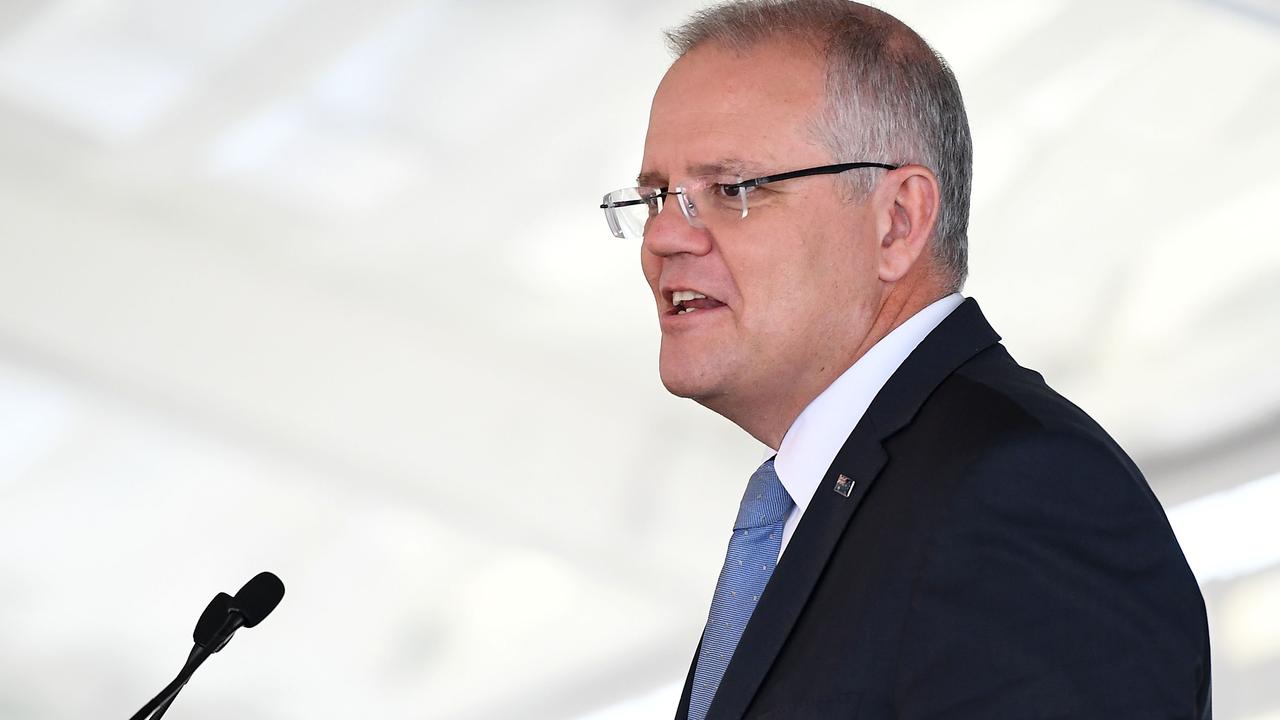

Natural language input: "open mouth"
[668,289,727,316]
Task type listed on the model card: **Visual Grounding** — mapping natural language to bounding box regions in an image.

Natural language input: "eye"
[716,183,745,199]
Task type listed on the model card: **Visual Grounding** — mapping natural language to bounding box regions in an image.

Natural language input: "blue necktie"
[688,457,794,720]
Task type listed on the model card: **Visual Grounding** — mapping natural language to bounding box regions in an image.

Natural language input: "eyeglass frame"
[599,161,899,239]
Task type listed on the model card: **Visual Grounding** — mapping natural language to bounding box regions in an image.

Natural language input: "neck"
[713,281,949,450]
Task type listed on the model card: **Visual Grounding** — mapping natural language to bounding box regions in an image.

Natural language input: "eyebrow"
[636,157,766,187]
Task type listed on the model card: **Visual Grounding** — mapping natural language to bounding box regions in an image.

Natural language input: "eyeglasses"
[599,161,897,239]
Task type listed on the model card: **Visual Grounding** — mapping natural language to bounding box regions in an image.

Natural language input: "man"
[600,1,1211,718]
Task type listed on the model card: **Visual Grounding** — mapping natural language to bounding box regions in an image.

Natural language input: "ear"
[875,165,940,283]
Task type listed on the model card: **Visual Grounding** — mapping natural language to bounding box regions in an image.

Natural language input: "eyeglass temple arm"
[736,162,898,189]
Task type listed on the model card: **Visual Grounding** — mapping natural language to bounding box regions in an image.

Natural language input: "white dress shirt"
[773,293,965,559]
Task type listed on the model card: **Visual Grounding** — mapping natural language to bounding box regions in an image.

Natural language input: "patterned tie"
[688,457,793,720]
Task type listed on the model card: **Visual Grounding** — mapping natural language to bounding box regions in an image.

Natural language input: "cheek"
[640,249,660,290]
[772,227,869,324]
[727,237,815,333]
[806,211,877,287]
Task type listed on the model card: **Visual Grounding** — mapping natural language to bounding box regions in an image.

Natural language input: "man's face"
[640,40,885,421]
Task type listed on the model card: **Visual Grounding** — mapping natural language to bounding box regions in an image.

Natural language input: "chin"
[657,354,723,401]
[658,367,709,400]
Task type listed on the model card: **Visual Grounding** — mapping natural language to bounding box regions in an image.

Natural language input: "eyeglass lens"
[601,177,747,239]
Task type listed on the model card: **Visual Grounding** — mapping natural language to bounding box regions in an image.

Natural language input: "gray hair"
[665,0,972,291]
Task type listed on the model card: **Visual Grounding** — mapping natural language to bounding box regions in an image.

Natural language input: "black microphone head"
[193,592,233,647]
[230,572,285,628]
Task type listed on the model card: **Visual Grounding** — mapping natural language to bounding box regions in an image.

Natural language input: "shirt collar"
[772,293,965,514]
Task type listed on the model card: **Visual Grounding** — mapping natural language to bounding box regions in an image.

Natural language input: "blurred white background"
[0,0,1276,718]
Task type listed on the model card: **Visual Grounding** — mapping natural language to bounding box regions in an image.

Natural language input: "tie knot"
[734,457,793,530]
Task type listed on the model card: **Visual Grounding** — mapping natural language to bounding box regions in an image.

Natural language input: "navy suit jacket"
[676,298,1211,719]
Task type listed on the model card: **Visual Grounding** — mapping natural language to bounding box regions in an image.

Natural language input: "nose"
[641,191,713,258]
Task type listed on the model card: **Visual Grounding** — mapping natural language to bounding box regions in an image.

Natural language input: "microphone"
[192,592,233,649]
[195,572,286,652]
[130,572,286,720]
[232,571,286,628]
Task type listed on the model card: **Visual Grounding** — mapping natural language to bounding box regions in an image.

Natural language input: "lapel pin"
[834,474,855,498]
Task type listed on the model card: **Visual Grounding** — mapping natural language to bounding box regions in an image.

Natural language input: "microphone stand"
[129,644,213,720]
[130,596,245,720]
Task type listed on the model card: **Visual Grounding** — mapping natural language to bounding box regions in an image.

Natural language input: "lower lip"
[660,305,728,330]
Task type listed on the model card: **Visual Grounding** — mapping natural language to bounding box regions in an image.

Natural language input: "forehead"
[642,39,829,181]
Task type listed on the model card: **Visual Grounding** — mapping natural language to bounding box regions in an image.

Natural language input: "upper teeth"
[673,290,707,304]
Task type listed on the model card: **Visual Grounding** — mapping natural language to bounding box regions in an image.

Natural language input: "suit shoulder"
[907,343,1203,618]
[901,342,1166,520]
[936,343,1135,467]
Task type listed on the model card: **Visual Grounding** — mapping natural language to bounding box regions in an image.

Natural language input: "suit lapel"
[704,298,1001,720]
[676,639,699,719]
